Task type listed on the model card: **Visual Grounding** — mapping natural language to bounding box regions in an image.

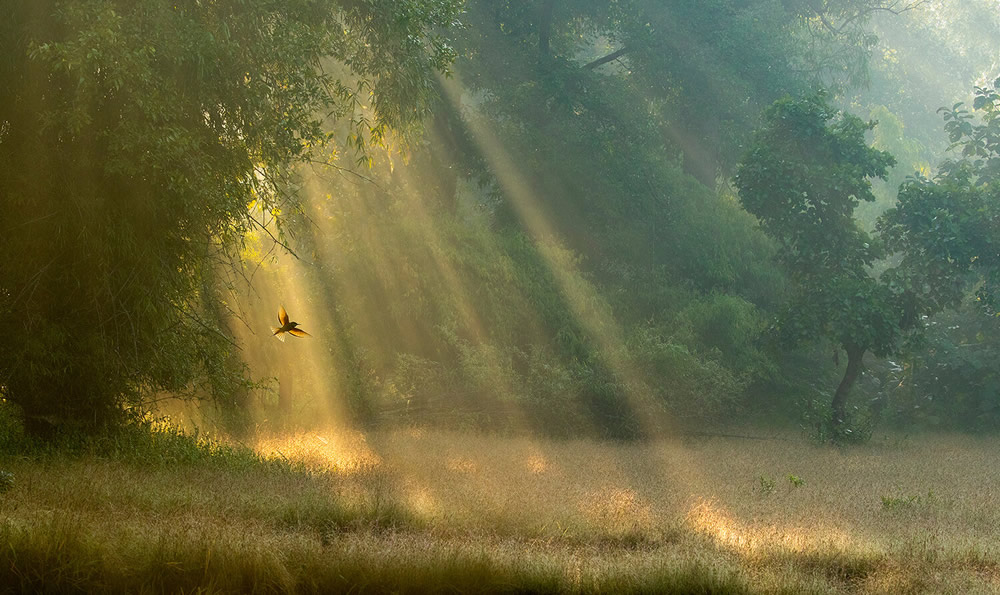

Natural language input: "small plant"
[786,474,806,489]
[881,491,938,511]
[0,470,13,493]
[757,475,776,496]
[880,494,918,510]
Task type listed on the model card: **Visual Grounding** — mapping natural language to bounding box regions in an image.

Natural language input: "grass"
[2,426,1000,593]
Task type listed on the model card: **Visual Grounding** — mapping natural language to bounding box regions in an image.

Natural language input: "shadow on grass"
[0,515,757,594]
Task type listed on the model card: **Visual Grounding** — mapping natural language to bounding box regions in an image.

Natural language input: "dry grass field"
[2,427,999,593]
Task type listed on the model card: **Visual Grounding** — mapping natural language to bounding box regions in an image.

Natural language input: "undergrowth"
[0,411,303,474]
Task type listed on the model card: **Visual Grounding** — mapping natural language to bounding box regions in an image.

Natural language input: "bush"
[677,294,775,383]
[797,393,878,444]
[627,326,744,422]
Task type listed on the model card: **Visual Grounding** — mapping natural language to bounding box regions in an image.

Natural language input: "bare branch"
[249,213,300,260]
[171,302,244,352]
[306,158,383,189]
[582,46,630,71]
[812,1,929,36]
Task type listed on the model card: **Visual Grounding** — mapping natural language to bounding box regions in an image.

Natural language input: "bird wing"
[271,327,286,342]
[278,305,289,326]
[288,328,311,338]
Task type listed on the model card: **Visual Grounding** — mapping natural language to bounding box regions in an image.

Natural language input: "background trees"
[736,88,999,438]
[0,0,995,440]
[874,80,1000,428]
[456,0,892,186]
[883,80,1000,313]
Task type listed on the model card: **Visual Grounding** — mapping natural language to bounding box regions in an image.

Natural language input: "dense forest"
[6,0,996,441]
[1,2,999,591]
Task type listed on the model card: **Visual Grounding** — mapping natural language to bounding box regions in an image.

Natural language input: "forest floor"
[1,427,999,593]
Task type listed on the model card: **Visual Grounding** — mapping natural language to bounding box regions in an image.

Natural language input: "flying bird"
[271,305,310,341]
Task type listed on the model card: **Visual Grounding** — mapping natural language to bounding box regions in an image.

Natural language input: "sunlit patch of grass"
[254,429,382,473]
[2,427,1000,592]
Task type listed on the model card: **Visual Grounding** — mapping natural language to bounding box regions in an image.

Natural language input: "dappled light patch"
[446,456,480,475]
[525,453,549,475]
[687,497,862,558]
[579,486,654,534]
[254,430,382,473]
[404,484,441,518]
[686,499,751,550]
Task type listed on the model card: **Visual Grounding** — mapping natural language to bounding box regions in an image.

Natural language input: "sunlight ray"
[437,71,675,438]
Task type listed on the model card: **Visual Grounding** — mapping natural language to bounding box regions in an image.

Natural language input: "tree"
[0,0,461,435]
[735,94,898,435]
[872,79,1000,430]
[738,88,1000,437]
[880,79,1000,314]
[880,79,1000,316]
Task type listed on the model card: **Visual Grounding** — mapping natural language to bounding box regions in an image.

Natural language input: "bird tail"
[271,327,286,342]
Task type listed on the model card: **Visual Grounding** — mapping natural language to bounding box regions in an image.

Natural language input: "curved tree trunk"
[831,344,865,435]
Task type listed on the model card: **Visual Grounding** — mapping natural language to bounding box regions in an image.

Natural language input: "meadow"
[1,426,999,593]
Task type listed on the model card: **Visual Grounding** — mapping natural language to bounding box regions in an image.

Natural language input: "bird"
[271,305,310,341]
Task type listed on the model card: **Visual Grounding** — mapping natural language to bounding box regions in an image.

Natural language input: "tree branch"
[249,214,300,260]
[812,1,929,36]
[306,158,383,189]
[171,303,244,352]
[582,46,630,71]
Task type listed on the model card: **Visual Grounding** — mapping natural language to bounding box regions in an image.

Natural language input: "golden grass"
[2,429,1000,593]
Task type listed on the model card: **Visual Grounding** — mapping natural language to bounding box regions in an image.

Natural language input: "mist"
[2,0,999,592]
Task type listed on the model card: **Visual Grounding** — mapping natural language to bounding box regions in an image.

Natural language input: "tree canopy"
[880,79,1000,315]
[0,0,461,433]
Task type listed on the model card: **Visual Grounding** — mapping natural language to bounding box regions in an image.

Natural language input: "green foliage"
[677,294,775,383]
[466,0,884,183]
[12,414,302,473]
[360,0,816,434]
[880,78,1000,316]
[867,80,1000,433]
[88,418,300,471]
[736,94,899,357]
[625,326,744,423]
[797,393,879,444]
[267,102,780,437]
[733,88,1000,437]
[0,0,932,440]
[881,307,1000,431]
[757,475,777,496]
[786,474,806,489]
[0,0,460,434]
[735,93,901,436]
[881,491,938,511]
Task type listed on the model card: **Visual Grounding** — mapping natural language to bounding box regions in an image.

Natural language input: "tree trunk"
[831,345,865,434]
[538,0,556,59]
